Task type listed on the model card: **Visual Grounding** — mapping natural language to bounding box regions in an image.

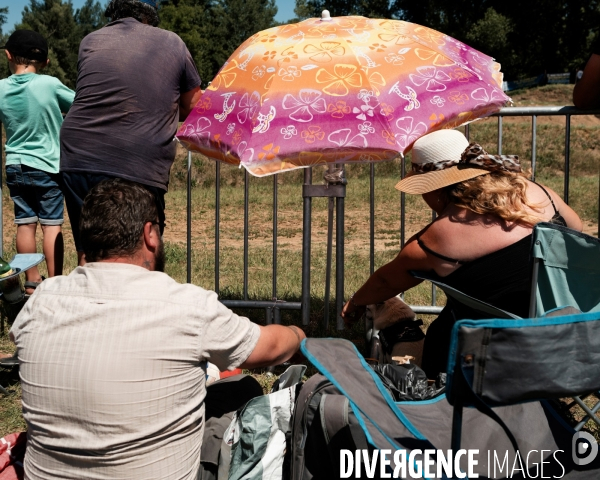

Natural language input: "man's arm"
[179,87,203,121]
[240,325,306,369]
[573,54,600,109]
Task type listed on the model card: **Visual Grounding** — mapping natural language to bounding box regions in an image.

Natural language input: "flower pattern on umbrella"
[177,15,511,177]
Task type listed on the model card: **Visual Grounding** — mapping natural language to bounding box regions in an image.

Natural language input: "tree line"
[1,0,599,88]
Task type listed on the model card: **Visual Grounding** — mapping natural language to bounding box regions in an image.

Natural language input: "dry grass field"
[0,83,598,435]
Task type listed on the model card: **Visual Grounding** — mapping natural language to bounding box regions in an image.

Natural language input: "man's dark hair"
[104,0,159,27]
[80,178,159,262]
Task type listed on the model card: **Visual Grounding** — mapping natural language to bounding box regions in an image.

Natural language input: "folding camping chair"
[301,336,600,478]
[413,222,600,430]
[447,310,600,456]
[0,254,45,395]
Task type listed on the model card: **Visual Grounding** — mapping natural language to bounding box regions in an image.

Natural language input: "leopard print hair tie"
[412,143,521,174]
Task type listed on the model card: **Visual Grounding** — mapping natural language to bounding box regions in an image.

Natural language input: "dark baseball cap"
[0,30,48,62]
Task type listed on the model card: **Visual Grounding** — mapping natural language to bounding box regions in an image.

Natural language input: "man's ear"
[143,222,161,252]
[5,50,12,62]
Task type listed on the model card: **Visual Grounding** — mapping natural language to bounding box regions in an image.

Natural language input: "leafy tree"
[159,0,215,86]
[211,0,278,67]
[160,0,278,86]
[0,6,8,36]
[294,0,393,19]
[465,7,515,74]
[0,6,8,79]
[76,0,107,38]
[13,0,106,87]
[17,0,80,87]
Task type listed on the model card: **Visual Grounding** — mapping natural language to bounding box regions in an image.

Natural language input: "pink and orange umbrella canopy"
[177,14,510,176]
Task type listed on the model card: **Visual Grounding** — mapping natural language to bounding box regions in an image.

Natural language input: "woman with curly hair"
[342,129,582,378]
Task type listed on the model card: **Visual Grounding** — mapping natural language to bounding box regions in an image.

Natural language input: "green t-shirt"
[0,73,74,174]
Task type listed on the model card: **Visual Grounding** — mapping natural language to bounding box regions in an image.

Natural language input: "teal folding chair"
[529,222,600,317]
[447,310,600,467]
[414,222,600,430]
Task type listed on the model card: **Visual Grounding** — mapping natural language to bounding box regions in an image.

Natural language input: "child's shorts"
[6,164,64,226]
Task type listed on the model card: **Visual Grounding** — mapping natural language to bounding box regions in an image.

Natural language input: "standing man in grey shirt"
[11,178,306,480]
[60,0,202,264]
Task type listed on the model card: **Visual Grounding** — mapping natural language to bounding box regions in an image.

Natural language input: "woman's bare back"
[417,181,582,278]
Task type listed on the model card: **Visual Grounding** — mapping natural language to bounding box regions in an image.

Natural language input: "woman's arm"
[341,238,431,321]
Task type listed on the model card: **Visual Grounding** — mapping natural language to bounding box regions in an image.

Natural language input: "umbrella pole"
[187,150,192,284]
[301,168,313,326]
[335,165,345,331]
[324,193,334,329]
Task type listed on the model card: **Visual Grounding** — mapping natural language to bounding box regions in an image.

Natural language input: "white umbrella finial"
[321,10,332,21]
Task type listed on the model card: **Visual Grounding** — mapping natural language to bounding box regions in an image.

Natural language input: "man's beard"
[154,238,166,272]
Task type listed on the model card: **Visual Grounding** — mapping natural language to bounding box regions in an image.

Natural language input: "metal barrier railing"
[1,106,598,329]
[184,106,600,328]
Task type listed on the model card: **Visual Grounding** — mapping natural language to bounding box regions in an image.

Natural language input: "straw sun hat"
[394,129,522,195]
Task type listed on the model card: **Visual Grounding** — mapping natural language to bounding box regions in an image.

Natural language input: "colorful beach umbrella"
[176,12,511,176]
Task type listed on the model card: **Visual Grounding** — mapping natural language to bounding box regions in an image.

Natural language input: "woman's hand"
[341,297,366,325]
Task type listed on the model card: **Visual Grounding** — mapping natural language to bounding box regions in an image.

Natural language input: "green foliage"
[391,0,600,79]
[465,7,513,62]
[159,0,215,86]
[9,0,107,87]
[160,0,279,87]
[0,6,8,36]
[293,0,600,80]
[294,0,392,20]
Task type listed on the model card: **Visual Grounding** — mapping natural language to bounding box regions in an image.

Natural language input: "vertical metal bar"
[464,123,470,141]
[186,151,192,284]
[272,174,278,300]
[244,169,249,300]
[399,156,406,301]
[324,196,334,329]
[531,116,537,181]
[497,116,503,155]
[215,162,221,294]
[400,157,406,250]
[564,115,571,204]
[265,307,273,325]
[431,210,437,306]
[301,168,313,325]
[274,307,281,325]
[370,163,375,275]
[335,166,345,330]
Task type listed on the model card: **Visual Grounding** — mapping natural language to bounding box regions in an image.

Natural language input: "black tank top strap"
[532,181,559,215]
[531,181,568,227]
[416,236,466,265]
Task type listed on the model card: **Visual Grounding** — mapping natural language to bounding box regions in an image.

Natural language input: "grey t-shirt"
[60,18,201,190]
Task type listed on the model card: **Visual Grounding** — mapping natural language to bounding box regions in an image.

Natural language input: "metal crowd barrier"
[0,106,598,330]
[183,106,600,329]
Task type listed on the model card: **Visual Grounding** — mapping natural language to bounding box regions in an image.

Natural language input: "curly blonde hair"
[445,170,545,226]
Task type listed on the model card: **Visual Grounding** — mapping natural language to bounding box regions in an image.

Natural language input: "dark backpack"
[289,374,373,480]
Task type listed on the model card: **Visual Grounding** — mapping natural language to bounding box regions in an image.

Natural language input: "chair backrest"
[447,310,600,407]
[530,222,600,317]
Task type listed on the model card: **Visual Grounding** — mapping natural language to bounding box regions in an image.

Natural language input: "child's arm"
[56,82,76,113]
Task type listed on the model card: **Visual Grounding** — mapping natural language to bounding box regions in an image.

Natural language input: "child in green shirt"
[0,30,74,293]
